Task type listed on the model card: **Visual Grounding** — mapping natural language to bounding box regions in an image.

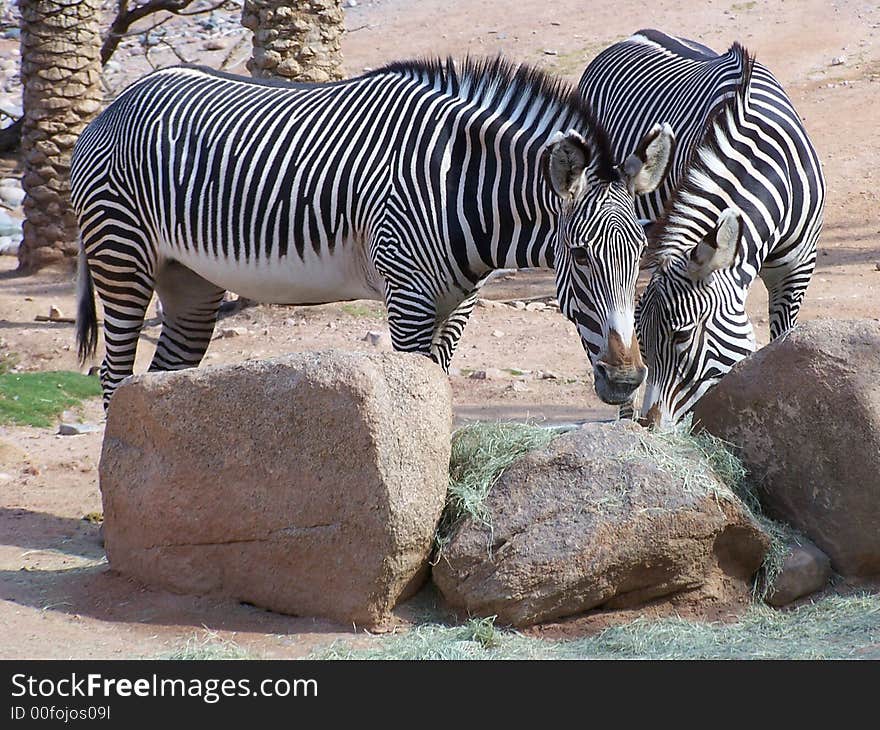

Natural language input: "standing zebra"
[579,31,825,427]
[71,57,674,408]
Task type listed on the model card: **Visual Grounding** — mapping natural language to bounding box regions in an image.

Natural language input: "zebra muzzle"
[593,360,647,405]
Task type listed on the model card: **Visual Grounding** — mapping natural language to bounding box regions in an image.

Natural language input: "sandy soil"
[0,0,878,659]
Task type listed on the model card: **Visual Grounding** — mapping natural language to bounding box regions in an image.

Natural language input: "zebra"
[579,31,825,427]
[71,57,674,408]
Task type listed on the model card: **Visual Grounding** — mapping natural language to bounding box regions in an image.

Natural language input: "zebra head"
[638,207,757,427]
[542,123,675,405]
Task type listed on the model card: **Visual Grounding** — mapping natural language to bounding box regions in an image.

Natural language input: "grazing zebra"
[579,31,825,427]
[71,57,673,408]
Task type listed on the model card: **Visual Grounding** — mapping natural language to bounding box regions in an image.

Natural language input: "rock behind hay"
[694,320,880,577]
[432,422,769,627]
[99,351,452,628]
[766,539,832,607]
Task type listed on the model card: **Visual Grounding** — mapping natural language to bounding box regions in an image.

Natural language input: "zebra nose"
[593,360,647,405]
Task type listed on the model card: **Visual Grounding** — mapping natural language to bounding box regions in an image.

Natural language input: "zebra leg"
[761,254,817,340]
[86,251,155,408]
[149,260,225,373]
[430,290,479,372]
[384,283,440,364]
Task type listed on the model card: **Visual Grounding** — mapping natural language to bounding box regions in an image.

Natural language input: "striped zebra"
[71,57,674,408]
[579,31,825,427]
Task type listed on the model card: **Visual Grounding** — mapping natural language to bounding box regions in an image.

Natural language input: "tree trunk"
[235,1,344,314]
[242,0,345,83]
[18,0,103,273]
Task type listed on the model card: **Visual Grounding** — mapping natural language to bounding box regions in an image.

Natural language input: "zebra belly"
[162,242,386,305]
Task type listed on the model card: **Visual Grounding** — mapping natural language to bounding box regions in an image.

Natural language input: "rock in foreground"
[694,320,880,577]
[432,422,769,627]
[766,539,832,607]
[100,351,452,628]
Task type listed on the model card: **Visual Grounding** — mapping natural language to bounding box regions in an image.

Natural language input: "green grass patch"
[162,632,254,660]
[313,617,543,660]
[0,371,102,427]
[624,415,744,503]
[340,302,384,319]
[0,351,20,375]
[310,593,880,660]
[548,37,626,77]
[555,593,880,660]
[435,422,564,554]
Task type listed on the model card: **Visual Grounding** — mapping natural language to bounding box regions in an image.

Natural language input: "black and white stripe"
[579,31,825,426]
[72,57,671,406]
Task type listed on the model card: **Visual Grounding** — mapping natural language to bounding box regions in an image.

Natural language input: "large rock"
[693,320,880,577]
[100,351,452,628]
[766,539,832,607]
[432,422,769,627]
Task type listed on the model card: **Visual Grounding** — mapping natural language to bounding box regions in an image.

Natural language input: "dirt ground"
[1,0,879,659]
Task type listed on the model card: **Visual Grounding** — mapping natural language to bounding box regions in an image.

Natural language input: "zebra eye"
[571,246,590,267]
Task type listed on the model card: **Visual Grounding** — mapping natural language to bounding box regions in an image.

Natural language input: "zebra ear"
[688,208,743,281]
[622,123,675,196]
[542,130,590,200]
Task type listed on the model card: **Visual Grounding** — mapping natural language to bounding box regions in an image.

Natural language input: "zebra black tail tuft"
[75,243,98,365]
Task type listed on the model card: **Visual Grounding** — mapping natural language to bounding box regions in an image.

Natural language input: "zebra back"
[580,29,750,222]
[71,58,619,285]
[649,46,824,276]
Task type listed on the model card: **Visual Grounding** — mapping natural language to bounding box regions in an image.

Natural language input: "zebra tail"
[75,242,98,365]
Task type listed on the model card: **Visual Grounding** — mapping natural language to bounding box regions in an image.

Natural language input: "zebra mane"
[372,56,618,181]
[648,43,757,265]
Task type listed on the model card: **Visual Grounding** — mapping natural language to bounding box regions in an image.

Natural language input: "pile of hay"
[311,593,880,660]
[434,421,563,554]
[436,418,800,599]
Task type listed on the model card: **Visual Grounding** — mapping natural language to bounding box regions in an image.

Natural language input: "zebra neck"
[461,161,562,275]
[657,220,763,291]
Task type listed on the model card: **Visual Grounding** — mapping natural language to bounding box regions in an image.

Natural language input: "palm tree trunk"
[18,0,103,273]
[242,0,345,82]
[233,1,344,314]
